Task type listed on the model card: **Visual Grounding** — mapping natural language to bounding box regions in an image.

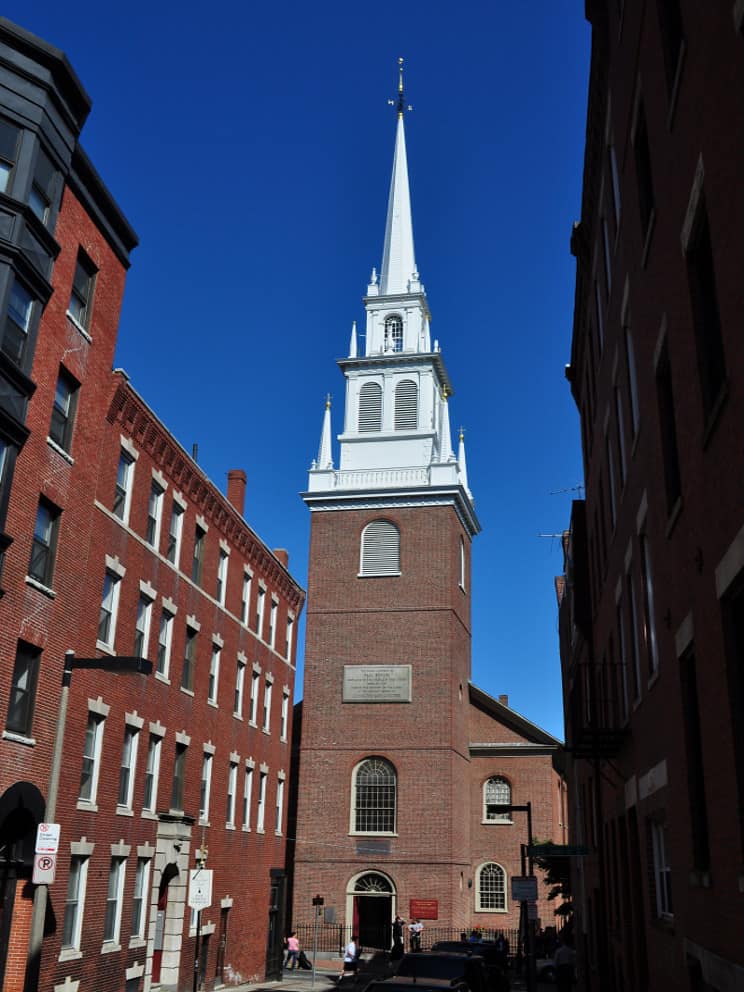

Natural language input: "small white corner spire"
[349,321,358,358]
[457,427,471,495]
[439,387,454,462]
[380,58,417,296]
[316,394,333,470]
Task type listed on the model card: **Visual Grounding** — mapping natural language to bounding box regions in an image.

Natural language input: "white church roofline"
[338,351,453,395]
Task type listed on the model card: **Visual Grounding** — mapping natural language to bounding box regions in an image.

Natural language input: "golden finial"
[442,386,449,401]
[459,426,465,442]
[388,57,412,118]
[398,57,404,94]
[325,393,332,410]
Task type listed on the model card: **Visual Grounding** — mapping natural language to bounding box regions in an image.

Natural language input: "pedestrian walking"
[408,919,423,951]
[285,931,300,970]
[342,934,360,974]
[392,915,406,959]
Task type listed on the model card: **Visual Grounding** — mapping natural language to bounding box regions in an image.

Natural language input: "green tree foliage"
[531,841,574,919]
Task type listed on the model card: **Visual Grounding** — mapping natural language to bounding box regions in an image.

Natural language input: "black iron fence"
[292,923,521,957]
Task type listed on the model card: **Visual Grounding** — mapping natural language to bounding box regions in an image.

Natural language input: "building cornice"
[469,743,559,757]
[338,350,452,395]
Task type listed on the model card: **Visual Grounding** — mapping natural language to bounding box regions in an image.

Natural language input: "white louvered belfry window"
[394,379,418,430]
[358,383,382,432]
[360,520,400,576]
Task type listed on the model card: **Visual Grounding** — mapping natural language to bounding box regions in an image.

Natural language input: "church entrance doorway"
[348,872,394,950]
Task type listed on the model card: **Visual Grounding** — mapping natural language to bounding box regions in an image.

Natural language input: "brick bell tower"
[294,61,480,945]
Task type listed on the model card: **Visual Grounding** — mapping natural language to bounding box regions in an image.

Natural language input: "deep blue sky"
[11,2,591,739]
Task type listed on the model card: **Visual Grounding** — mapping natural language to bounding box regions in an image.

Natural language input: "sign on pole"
[188,869,213,910]
[528,843,589,858]
[32,854,56,884]
[511,875,538,901]
[35,823,61,855]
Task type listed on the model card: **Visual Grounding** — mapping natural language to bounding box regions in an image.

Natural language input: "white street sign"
[188,869,213,910]
[33,854,56,884]
[35,822,61,854]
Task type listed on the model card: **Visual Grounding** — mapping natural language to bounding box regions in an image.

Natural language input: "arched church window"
[476,862,507,911]
[358,383,382,432]
[484,776,511,822]
[394,379,418,430]
[352,757,397,833]
[353,872,393,893]
[385,315,403,352]
[360,520,400,576]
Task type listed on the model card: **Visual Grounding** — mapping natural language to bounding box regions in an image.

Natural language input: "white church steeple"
[305,61,478,536]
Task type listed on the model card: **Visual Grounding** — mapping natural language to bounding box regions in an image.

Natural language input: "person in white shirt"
[408,919,423,951]
[342,935,359,974]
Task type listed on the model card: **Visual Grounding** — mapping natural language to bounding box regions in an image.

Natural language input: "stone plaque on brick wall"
[342,665,412,703]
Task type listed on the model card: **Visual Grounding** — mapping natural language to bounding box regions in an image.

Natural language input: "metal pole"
[311,903,319,988]
[525,803,536,992]
[193,909,201,992]
[25,650,74,991]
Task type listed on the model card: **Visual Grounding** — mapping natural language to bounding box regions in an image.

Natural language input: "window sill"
[199,817,210,827]
[233,712,243,721]
[141,810,158,820]
[208,700,218,709]
[66,310,92,342]
[358,572,402,579]
[155,672,170,685]
[225,822,236,831]
[262,728,271,736]
[76,799,98,813]
[47,436,74,464]
[25,575,56,598]
[2,729,36,746]
[180,687,195,698]
[256,828,265,835]
[59,948,82,962]
[248,720,258,729]
[242,825,252,833]
[115,806,134,817]
[482,819,514,826]
[474,908,508,915]
[129,937,146,950]
[101,941,121,955]
[349,831,398,838]
[96,640,116,656]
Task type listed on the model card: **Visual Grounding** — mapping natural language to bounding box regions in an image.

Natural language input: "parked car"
[337,951,397,992]
[535,958,556,983]
[431,941,510,988]
[368,979,469,992]
[394,950,508,992]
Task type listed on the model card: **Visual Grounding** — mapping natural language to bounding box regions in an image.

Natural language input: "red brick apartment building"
[558,3,744,991]
[0,17,303,992]
[291,76,566,944]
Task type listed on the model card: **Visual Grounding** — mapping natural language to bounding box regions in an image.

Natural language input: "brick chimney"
[227,469,246,516]
[498,694,509,707]
[273,548,289,568]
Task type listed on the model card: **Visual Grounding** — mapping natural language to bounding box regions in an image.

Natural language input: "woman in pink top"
[285,932,300,970]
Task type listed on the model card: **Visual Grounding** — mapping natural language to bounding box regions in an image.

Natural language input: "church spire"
[380,58,417,296]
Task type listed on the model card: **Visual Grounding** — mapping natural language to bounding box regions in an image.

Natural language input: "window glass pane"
[0,119,19,163]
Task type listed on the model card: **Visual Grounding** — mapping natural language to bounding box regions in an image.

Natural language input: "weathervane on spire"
[387,57,412,118]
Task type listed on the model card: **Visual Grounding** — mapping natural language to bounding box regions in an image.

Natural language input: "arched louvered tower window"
[352,757,397,833]
[476,862,507,911]
[358,383,382,432]
[360,520,400,576]
[484,776,512,822]
[394,379,418,430]
[385,314,403,352]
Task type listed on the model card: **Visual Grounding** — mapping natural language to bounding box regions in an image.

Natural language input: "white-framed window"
[275,776,285,835]
[241,570,252,624]
[249,668,260,725]
[257,770,267,832]
[171,740,188,811]
[484,776,512,822]
[4,278,35,367]
[352,757,397,834]
[156,609,174,678]
[208,643,221,705]
[182,626,198,692]
[146,482,165,548]
[476,862,507,912]
[68,250,97,330]
[166,501,184,566]
[285,613,295,660]
[49,366,79,454]
[234,657,246,717]
[200,751,213,823]
[385,314,403,352]
[216,549,229,605]
[360,520,400,576]
[79,712,105,803]
[639,532,659,678]
[134,593,153,659]
[226,760,238,826]
[358,382,383,432]
[243,764,254,830]
[459,537,466,591]
[256,585,266,637]
[117,724,140,809]
[130,856,151,941]
[263,678,273,733]
[98,571,122,649]
[28,497,61,589]
[280,689,290,741]
[394,379,418,430]
[103,856,126,943]
[143,732,162,813]
[62,854,90,950]
[113,449,135,523]
[192,524,206,585]
[269,597,278,649]
[650,819,673,918]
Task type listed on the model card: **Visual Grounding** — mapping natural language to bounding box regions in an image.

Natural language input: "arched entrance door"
[152,862,179,985]
[347,872,394,951]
